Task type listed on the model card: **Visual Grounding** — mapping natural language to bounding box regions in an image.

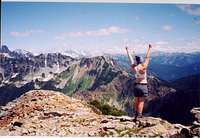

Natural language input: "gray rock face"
[0,90,182,137]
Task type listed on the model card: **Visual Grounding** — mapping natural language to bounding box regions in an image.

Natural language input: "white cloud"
[10,29,44,37]
[104,46,125,55]
[120,38,151,54]
[184,38,200,52]
[176,4,200,16]
[55,26,129,39]
[55,33,66,40]
[162,25,172,32]
[155,41,169,45]
[153,38,200,53]
[79,26,129,36]
[68,32,84,37]
[120,38,200,54]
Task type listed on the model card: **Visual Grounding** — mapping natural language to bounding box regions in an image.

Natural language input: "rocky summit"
[0,90,185,137]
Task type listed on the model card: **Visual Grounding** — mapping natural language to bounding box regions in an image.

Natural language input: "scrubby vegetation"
[61,76,93,96]
[78,76,93,91]
[89,100,127,116]
[62,81,77,96]
[102,92,115,103]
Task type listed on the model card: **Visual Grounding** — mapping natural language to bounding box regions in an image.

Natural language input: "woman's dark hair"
[135,56,142,65]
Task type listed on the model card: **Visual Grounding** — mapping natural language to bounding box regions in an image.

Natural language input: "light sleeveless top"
[134,64,147,84]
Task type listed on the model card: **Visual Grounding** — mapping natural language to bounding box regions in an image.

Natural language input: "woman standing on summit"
[125,44,152,120]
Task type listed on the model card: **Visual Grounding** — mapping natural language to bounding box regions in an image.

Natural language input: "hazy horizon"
[2,2,200,55]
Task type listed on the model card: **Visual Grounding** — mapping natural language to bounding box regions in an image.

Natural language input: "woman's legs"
[138,97,145,115]
[134,97,145,114]
[134,97,139,114]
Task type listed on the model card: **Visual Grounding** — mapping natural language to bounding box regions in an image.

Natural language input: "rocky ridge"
[0,90,184,137]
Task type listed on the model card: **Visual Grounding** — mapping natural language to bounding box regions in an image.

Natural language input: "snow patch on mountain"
[13,49,33,57]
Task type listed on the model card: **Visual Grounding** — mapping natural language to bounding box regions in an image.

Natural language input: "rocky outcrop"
[191,108,200,124]
[181,108,200,137]
[0,90,182,137]
[191,108,200,137]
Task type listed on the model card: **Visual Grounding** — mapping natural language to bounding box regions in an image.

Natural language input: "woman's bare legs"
[134,97,145,121]
[134,97,139,114]
[138,97,145,115]
[134,97,144,114]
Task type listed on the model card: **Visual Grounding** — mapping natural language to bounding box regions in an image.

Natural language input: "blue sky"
[2,2,200,54]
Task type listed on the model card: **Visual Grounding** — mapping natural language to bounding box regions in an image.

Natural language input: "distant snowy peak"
[13,49,33,57]
[62,49,90,58]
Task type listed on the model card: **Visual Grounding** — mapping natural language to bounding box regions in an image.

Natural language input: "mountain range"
[0,45,200,126]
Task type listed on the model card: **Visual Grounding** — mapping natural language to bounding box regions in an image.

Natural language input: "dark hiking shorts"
[134,83,148,97]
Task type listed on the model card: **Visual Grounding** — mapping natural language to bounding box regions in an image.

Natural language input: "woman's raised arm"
[125,47,136,66]
[142,44,152,69]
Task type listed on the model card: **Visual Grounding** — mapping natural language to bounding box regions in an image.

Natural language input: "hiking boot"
[134,112,138,117]
[133,112,138,122]
[137,113,143,118]
[133,112,143,122]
